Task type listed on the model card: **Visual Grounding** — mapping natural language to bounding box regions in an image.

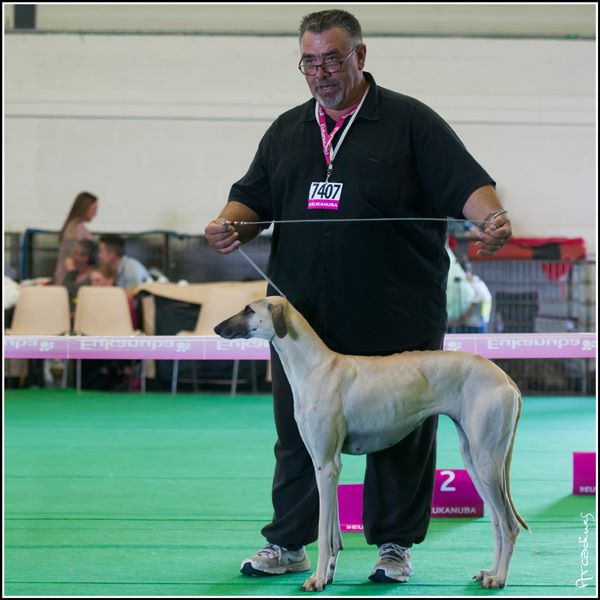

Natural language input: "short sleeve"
[228,125,275,221]
[411,102,495,218]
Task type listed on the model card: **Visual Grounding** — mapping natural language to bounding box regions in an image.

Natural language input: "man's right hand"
[204,219,241,255]
[205,202,266,254]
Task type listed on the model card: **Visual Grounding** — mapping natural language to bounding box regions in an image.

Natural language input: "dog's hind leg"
[454,421,502,581]
[475,400,524,589]
[463,434,520,589]
[455,384,524,589]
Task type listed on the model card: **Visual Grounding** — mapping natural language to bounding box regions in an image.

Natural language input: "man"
[98,234,151,297]
[205,9,511,584]
[448,259,493,333]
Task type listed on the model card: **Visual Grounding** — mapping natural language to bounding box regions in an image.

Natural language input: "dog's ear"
[268,301,288,338]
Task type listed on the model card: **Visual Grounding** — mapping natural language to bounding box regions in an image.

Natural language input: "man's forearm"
[462,185,504,224]
[206,201,269,255]
[218,201,266,245]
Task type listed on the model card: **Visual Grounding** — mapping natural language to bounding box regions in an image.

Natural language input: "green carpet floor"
[4,389,597,596]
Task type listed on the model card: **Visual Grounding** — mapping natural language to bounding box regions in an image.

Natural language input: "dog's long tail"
[505,383,530,532]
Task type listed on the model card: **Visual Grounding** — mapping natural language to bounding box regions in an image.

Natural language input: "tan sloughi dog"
[214,296,529,592]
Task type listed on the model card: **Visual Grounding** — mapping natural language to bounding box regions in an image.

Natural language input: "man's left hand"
[475,214,512,256]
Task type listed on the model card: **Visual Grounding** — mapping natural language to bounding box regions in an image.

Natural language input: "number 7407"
[310,182,343,200]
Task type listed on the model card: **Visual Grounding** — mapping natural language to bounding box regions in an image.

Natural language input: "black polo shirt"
[229,72,494,354]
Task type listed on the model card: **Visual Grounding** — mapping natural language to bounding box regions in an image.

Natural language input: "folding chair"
[73,286,145,392]
[6,285,71,387]
[171,283,258,395]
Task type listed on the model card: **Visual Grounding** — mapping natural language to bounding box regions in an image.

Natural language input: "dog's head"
[214,296,288,341]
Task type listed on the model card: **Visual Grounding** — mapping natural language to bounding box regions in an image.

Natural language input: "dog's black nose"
[214,316,248,339]
[214,319,242,339]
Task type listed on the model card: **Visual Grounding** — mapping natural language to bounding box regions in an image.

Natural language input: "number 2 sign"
[432,469,484,517]
[338,469,484,531]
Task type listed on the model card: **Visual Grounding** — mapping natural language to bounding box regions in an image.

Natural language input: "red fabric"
[468,237,586,261]
[541,263,572,281]
[557,241,588,260]
[490,237,584,248]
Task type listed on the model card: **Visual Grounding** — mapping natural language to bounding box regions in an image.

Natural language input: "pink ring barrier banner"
[4,333,596,360]
[573,452,596,495]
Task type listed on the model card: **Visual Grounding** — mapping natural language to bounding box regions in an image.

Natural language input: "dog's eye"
[243,305,255,316]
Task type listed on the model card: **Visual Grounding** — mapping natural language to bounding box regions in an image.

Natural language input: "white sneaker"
[369,543,412,583]
[240,543,311,576]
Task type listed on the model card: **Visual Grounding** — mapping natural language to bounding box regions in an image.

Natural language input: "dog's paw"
[480,574,506,589]
[472,569,493,582]
[301,573,326,592]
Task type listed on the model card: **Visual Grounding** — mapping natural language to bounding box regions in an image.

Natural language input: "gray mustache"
[315,81,339,88]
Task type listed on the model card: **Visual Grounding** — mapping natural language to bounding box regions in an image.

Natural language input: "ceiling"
[4,4,597,38]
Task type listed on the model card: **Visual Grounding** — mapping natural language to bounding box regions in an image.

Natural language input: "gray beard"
[315,87,344,109]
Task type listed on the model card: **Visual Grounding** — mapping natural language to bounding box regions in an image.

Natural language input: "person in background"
[98,234,151,298]
[81,263,137,390]
[89,263,117,287]
[88,262,137,329]
[64,240,98,315]
[205,8,512,585]
[448,260,493,333]
[4,274,20,329]
[54,191,98,285]
[445,245,476,328]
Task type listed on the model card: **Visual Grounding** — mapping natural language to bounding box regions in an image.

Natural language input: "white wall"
[4,33,596,256]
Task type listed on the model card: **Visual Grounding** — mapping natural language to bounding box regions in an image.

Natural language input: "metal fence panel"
[6,229,596,395]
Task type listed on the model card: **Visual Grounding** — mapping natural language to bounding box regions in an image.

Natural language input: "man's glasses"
[298,46,359,76]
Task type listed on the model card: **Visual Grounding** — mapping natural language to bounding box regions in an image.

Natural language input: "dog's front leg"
[301,461,341,592]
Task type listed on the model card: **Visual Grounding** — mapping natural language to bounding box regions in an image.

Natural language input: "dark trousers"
[261,332,444,549]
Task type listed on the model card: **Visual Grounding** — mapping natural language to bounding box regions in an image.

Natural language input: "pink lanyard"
[316,101,361,167]
[315,86,369,180]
